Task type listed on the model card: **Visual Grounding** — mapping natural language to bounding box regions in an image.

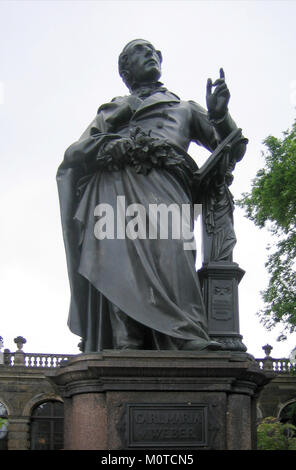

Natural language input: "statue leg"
[108,302,146,349]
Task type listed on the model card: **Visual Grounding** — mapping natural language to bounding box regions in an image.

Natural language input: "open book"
[196,128,244,184]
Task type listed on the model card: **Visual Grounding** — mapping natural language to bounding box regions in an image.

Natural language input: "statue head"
[118,39,162,90]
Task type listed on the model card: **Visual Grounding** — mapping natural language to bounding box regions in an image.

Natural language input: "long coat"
[57,88,239,351]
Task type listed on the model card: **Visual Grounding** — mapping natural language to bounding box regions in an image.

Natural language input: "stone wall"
[0,364,62,449]
[0,339,71,450]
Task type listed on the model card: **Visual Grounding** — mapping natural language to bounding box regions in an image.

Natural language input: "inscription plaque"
[125,404,208,448]
[211,279,233,322]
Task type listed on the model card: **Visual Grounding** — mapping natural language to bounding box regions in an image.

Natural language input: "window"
[280,401,296,430]
[0,402,8,450]
[30,401,64,450]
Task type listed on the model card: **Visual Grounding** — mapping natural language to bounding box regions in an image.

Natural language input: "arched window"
[30,401,64,450]
[0,402,8,450]
[280,401,296,429]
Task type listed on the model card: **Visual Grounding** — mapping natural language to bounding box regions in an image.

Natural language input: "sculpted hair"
[118,39,162,89]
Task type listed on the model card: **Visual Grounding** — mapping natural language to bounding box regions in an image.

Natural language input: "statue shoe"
[180,339,223,351]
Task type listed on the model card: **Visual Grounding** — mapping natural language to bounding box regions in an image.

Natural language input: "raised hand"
[206,68,230,120]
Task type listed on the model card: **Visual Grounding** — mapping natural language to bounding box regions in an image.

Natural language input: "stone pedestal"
[52,350,270,450]
[198,262,246,352]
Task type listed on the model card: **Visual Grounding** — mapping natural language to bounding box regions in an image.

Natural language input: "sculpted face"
[120,39,162,88]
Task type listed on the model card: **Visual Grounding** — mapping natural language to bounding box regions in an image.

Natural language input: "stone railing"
[0,336,75,368]
[3,352,295,373]
[255,344,295,374]
[1,338,295,373]
[3,351,74,368]
[255,357,295,374]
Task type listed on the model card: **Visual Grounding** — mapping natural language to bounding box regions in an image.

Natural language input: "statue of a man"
[57,39,246,352]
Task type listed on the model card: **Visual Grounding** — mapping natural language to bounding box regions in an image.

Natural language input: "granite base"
[52,350,270,450]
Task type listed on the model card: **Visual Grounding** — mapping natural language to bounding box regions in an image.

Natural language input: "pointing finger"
[220,68,225,79]
[206,78,212,95]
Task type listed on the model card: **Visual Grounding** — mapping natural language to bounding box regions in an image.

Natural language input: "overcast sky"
[1,0,296,359]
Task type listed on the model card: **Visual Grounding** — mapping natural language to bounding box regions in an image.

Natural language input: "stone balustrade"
[255,357,295,373]
[255,343,296,374]
[1,337,295,373]
[4,351,73,368]
[2,350,295,374]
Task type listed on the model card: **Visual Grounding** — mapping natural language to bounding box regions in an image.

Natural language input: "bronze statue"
[57,39,247,352]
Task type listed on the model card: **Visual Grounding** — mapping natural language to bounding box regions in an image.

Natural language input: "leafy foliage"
[0,417,7,430]
[238,121,296,333]
[257,417,296,450]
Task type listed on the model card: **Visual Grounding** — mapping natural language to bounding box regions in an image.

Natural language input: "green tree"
[238,121,296,334]
[257,417,296,450]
